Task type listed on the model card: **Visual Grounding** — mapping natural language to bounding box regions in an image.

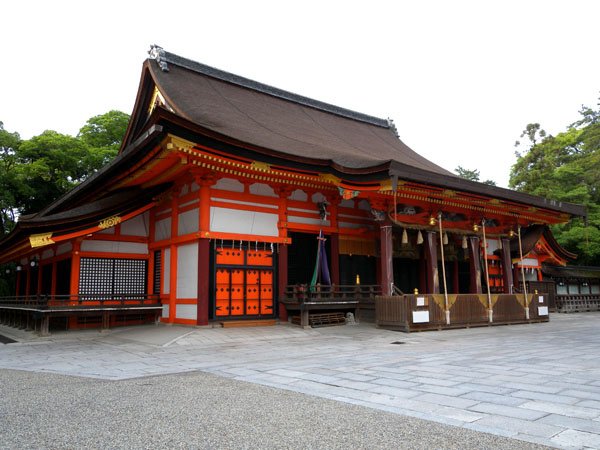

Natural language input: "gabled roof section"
[504,225,577,263]
[130,46,453,174]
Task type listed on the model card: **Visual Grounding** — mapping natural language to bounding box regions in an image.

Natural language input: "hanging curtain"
[310,230,331,290]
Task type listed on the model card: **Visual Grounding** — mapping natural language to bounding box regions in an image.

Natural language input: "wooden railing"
[0,294,163,336]
[555,294,600,313]
[284,284,382,303]
[282,284,382,327]
[0,294,161,310]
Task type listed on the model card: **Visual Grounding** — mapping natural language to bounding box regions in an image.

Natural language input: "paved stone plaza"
[1,313,600,449]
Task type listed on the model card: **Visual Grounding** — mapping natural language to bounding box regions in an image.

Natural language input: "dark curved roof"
[147,51,453,174]
[542,264,600,279]
[504,225,577,261]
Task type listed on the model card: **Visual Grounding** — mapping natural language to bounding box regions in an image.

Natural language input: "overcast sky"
[2,1,599,187]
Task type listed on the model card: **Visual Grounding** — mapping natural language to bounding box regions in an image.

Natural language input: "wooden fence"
[375,293,549,332]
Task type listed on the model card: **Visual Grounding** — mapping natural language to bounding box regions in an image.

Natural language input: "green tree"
[78,110,130,167]
[0,122,24,235]
[509,98,600,265]
[17,131,92,214]
[0,110,130,224]
[455,166,497,186]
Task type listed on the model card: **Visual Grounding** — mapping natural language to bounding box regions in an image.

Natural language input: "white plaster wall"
[250,183,277,197]
[311,192,326,203]
[176,304,197,321]
[56,242,73,256]
[340,199,355,208]
[41,249,54,260]
[97,227,115,235]
[155,217,171,241]
[214,178,244,192]
[178,208,199,236]
[177,243,198,298]
[290,189,308,201]
[210,207,278,236]
[80,240,148,254]
[338,221,363,229]
[358,199,371,211]
[163,248,170,294]
[486,238,501,255]
[288,215,330,227]
[162,304,169,318]
[121,212,149,237]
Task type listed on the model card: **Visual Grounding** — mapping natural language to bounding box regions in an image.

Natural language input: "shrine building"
[0,46,587,332]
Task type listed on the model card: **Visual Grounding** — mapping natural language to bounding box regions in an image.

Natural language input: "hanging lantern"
[462,235,468,249]
[417,230,424,245]
[443,232,448,245]
[401,229,408,244]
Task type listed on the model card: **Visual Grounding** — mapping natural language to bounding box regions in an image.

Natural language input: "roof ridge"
[151,47,390,128]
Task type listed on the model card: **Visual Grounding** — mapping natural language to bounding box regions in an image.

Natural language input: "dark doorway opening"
[288,232,330,285]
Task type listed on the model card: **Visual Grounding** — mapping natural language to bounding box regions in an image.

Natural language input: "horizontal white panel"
[412,311,430,323]
[212,198,278,209]
[338,221,363,229]
[210,207,278,236]
[162,304,169,318]
[288,215,329,227]
[56,242,73,256]
[41,249,54,260]
[176,304,197,320]
[289,189,307,201]
[81,240,148,254]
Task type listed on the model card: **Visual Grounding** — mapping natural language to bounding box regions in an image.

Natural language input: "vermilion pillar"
[468,236,482,294]
[197,239,210,325]
[197,175,215,326]
[425,231,439,294]
[278,244,289,321]
[380,224,393,296]
[500,238,514,293]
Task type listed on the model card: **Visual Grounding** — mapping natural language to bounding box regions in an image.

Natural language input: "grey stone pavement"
[1,313,600,449]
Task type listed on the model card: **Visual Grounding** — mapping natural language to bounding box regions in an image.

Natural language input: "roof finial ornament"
[148,45,169,72]
[387,118,399,138]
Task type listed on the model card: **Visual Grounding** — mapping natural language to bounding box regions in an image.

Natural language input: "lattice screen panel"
[114,259,147,295]
[153,250,161,295]
[79,257,147,298]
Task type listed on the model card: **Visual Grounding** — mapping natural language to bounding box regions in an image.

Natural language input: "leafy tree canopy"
[509,96,600,265]
[0,111,130,234]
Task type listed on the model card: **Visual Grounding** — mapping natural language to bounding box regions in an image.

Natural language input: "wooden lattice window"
[79,257,147,299]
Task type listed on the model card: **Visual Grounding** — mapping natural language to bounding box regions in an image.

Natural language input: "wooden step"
[220,319,277,328]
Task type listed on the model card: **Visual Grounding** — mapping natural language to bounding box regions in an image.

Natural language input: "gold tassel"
[498,239,503,249]
[443,232,448,245]
[417,230,424,245]
[402,229,408,244]
[462,235,468,249]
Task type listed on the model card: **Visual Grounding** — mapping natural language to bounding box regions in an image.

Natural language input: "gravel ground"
[0,369,549,450]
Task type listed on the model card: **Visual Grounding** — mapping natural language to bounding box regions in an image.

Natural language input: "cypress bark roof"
[145,50,452,174]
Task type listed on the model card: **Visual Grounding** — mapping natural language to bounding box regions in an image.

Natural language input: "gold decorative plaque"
[29,233,55,248]
[98,216,122,229]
